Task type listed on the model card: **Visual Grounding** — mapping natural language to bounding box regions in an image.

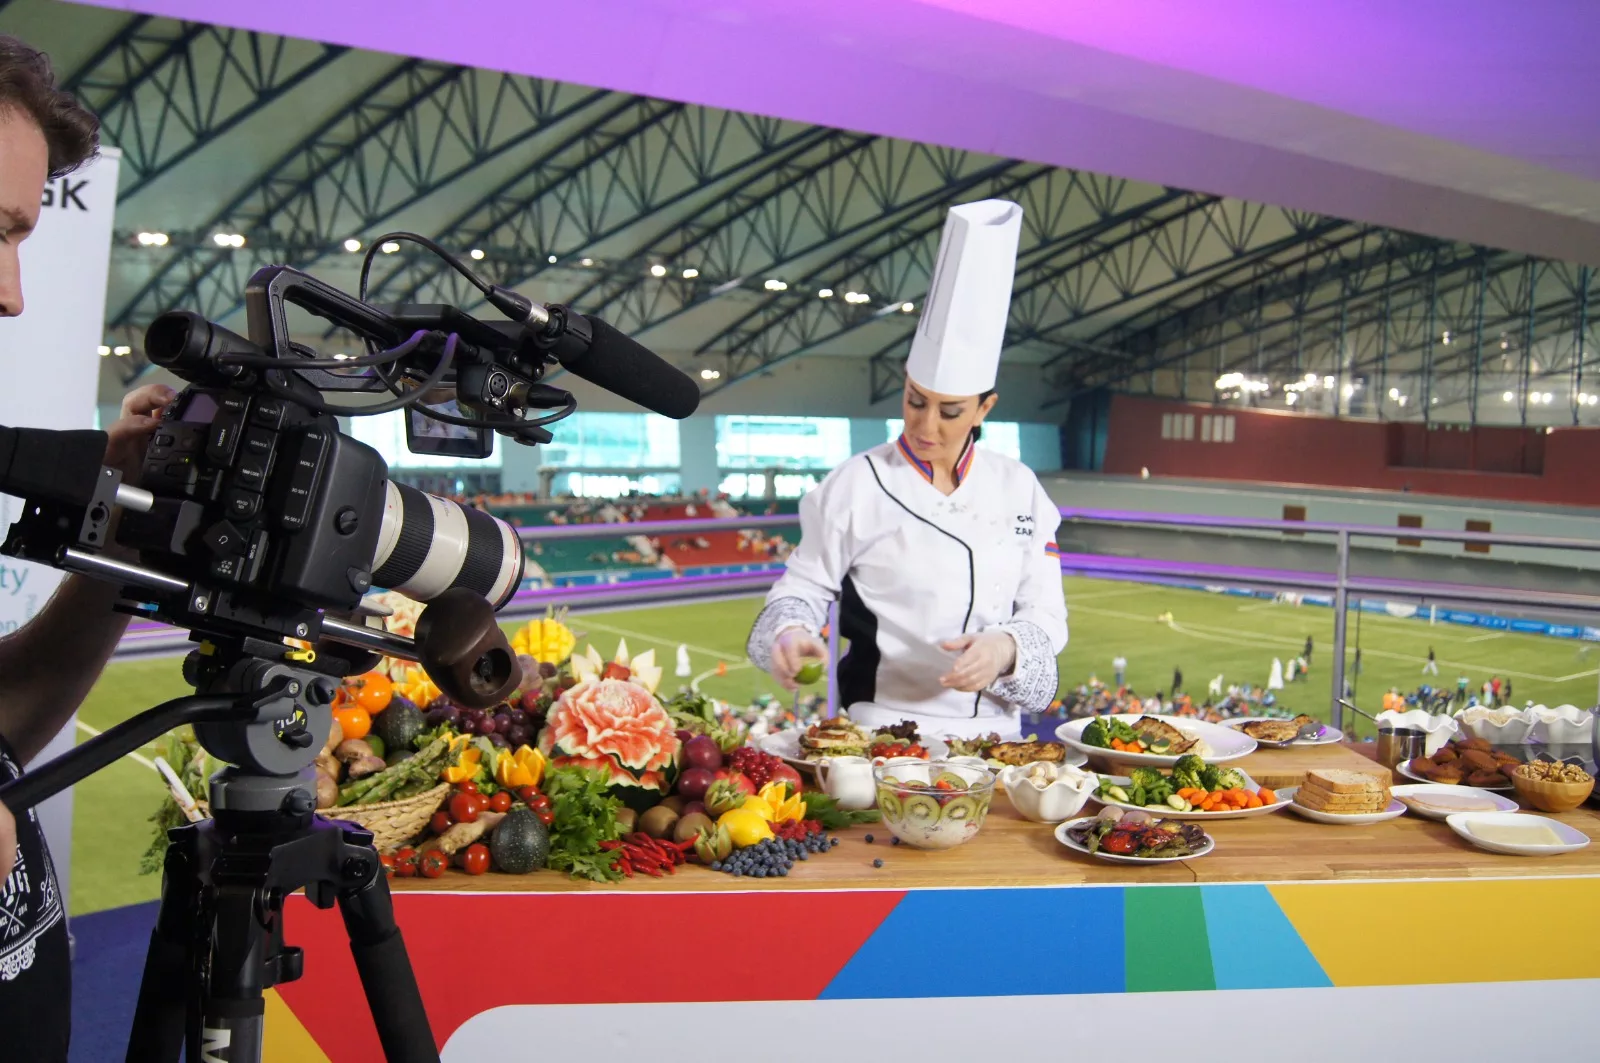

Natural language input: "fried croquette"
[1466,768,1508,788]
[1459,749,1497,772]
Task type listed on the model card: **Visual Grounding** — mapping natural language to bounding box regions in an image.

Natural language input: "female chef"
[745,200,1068,741]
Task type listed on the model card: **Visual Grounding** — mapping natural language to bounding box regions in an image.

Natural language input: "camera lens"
[370,482,525,608]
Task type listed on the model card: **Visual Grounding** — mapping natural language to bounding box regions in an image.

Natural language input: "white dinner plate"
[1280,786,1405,825]
[1221,718,1345,746]
[1395,759,1514,791]
[756,729,949,769]
[1445,811,1590,856]
[1054,816,1215,864]
[1390,783,1519,820]
[1091,772,1291,820]
[1056,714,1257,766]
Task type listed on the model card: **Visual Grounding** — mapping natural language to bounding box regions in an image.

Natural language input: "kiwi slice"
[940,794,980,822]
[935,771,968,789]
[902,793,940,825]
[877,789,905,820]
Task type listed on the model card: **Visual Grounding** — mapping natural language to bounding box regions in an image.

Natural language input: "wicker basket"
[326,784,451,854]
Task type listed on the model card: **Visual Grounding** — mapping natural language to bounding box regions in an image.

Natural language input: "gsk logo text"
[40,178,89,211]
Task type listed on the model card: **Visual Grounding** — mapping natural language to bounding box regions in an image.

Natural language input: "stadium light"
[763,278,788,291]
[1397,395,1408,406]
[213,232,245,248]
[901,301,915,313]
[817,288,834,299]
[380,241,399,254]
[547,254,557,264]
[136,231,168,247]
[469,248,485,260]
[1502,391,1514,402]
[343,238,361,253]
[113,345,131,356]
[97,345,110,356]
[580,257,593,267]
[1388,387,1400,399]
[1441,330,1451,344]
[1323,375,1335,388]
[1285,392,1298,406]
[650,264,668,278]
[682,268,700,279]
[700,369,721,380]
[1215,372,1245,390]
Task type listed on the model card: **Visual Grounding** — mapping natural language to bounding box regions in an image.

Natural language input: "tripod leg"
[197,883,271,1063]
[126,826,201,1063]
[337,844,440,1063]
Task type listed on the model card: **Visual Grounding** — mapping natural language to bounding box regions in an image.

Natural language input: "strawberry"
[602,662,632,682]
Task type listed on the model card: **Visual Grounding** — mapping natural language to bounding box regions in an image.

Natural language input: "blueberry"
[891,837,901,846]
[872,858,884,868]
[777,867,789,876]
[711,861,722,871]
[864,834,875,843]
[755,868,767,878]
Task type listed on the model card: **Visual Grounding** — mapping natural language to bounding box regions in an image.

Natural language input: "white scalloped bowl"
[1527,704,1595,745]
[1454,707,1537,745]
[1376,709,1458,755]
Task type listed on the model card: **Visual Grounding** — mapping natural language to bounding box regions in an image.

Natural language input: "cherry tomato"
[392,847,419,877]
[332,706,371,742]
[527,794,552,814]
[429,811,452,835]
[449,792,485,823]
[378,853,397,875]
[418,850,449,879]
[515,786,541,803]
[1101,832,1137,855]
[352,671,394,714]
[460,843,491,875]
[456,780,479,795]
[536,809,554,827]
[489,791,513,814]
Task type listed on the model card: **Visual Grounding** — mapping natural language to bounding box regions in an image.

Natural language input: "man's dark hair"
[0,35,99,178]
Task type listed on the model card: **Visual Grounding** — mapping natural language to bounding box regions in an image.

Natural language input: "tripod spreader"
[0,691,248,815]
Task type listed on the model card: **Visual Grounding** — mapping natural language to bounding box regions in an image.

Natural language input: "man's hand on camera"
[104,383,177,486]
[0,801,15,882]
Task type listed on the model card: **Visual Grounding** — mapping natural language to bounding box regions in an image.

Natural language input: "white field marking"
[690,660,754,694]
[574,618,743,661]
[1465,633,1505,643]
[1235,600,1290,613]
[1064,585,1166,603]
[1070,603,1593,684]
[76,719,159,773]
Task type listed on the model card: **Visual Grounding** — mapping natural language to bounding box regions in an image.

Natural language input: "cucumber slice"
[1149,738,1172,754]
[1106,785,1132,803]
[1165,794,1189,811]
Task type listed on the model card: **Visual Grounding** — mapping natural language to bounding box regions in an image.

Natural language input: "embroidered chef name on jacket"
[1015,514,1034,536]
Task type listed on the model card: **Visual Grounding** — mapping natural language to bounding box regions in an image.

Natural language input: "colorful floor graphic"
[267,877,1600,1061]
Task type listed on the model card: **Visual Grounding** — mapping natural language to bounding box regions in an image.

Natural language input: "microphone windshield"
[565,315,701,420]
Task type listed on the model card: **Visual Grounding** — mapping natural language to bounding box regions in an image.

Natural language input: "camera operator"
[0,34,176,1059]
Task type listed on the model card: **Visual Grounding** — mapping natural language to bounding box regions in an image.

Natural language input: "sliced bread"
[1305,768,1386,795]
[1295,780,1389,812]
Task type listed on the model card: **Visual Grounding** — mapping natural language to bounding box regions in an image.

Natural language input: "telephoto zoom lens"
[371,483,525,608]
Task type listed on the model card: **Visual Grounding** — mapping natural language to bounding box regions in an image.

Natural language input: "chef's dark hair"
[970,388,997,443]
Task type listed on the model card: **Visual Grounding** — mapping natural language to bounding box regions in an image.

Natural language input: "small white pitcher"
[814,755,877,811]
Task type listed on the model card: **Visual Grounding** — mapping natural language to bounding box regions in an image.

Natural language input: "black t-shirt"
[0,735,70,1062]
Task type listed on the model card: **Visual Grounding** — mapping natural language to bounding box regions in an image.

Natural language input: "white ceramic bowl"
[1454,707,1537,746]
[1376,709,1458,755]
[998,762,1099,823]
[1527,704,1594,745]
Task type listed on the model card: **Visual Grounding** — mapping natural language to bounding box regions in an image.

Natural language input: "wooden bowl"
[1511,770,1595,813]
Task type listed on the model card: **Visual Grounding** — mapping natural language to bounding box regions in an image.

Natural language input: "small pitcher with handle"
[814,755,877,811]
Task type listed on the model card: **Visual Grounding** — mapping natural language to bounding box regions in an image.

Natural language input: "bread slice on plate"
[1295,784,1389,813]
[1305,769,1385,794]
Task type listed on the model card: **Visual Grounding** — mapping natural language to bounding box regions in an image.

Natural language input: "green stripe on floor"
[1123,886,1215,992]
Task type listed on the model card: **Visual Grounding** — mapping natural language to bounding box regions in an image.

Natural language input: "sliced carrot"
[1246,794,1263,808]
[1257,787,1277,804]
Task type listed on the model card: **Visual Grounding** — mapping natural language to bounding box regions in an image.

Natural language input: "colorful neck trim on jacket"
[897,434,976,488]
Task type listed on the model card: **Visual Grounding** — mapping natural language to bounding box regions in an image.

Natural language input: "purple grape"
[507,707,529,727]
[506,723,533,748]
[473,715,497,736]
[494,712,513,735]
[426,695,454,712]
[538,662,558,679]
[484,732,510,749]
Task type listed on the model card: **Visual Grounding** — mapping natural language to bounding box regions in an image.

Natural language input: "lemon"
[718,806,775,847]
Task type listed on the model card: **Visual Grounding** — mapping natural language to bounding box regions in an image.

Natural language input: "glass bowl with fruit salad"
[873,760,996,850]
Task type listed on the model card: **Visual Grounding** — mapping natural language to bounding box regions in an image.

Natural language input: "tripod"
[0,654,442,1063]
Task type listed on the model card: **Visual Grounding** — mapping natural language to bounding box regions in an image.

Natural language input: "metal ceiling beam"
[363,104,815,315]
[111,61,608,342]
[65,19,347,203]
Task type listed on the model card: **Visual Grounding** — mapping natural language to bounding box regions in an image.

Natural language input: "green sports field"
[66,576,1598,915]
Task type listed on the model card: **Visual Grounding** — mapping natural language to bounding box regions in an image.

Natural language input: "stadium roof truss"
[14,0,1588,425]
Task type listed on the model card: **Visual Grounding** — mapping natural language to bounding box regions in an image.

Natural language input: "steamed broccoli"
[1082,719,1111,748]
[1171,754,1207,791]
[1211,767,1248,792]
[1129,767,1170,796]
[1199,764,1222,791]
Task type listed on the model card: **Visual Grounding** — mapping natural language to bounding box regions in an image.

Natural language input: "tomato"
[353,671,394,714]
[527,795,552,815]
[378,853,396,875]
[429,811,452,835]
[456,780,479,795]
[601,662,631,681]
[449,792,485,824]
[392,847,419,877]
[460,843,491,875]
[515,786,541,803]
[1101,832,1137,855]
[489,791,513,814]
[536,809,554,827]
[418,850,449,879]
[332,706,371,742]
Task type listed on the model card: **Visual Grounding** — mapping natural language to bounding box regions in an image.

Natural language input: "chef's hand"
[105,383,178,485]
[0,801,15,883]
[770,627,828,691]
[939,632,1017,693]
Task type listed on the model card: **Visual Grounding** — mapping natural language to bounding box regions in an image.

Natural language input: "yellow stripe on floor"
[263,988,331,1063]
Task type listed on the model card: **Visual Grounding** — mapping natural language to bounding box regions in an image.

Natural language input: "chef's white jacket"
[747,436,1068,740]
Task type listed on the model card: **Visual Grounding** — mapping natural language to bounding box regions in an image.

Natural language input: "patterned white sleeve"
[746,597,824,672]
[987,620,1060,710]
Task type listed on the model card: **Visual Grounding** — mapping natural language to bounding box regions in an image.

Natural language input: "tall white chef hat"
[905,199,1023,397]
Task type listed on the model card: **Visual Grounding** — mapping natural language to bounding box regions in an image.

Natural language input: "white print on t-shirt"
[0,753,63,982]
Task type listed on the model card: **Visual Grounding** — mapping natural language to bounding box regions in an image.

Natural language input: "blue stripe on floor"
[69,901,158,1062]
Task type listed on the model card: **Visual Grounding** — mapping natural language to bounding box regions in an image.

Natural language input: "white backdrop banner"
[0,148,121,911]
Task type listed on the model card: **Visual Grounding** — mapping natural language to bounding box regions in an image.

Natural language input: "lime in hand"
[794,659,826,685]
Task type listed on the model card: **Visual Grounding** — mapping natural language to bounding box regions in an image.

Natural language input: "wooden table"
[394,788,1600,895]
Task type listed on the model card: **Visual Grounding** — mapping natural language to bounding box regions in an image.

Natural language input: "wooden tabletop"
[394,793,1600,895]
